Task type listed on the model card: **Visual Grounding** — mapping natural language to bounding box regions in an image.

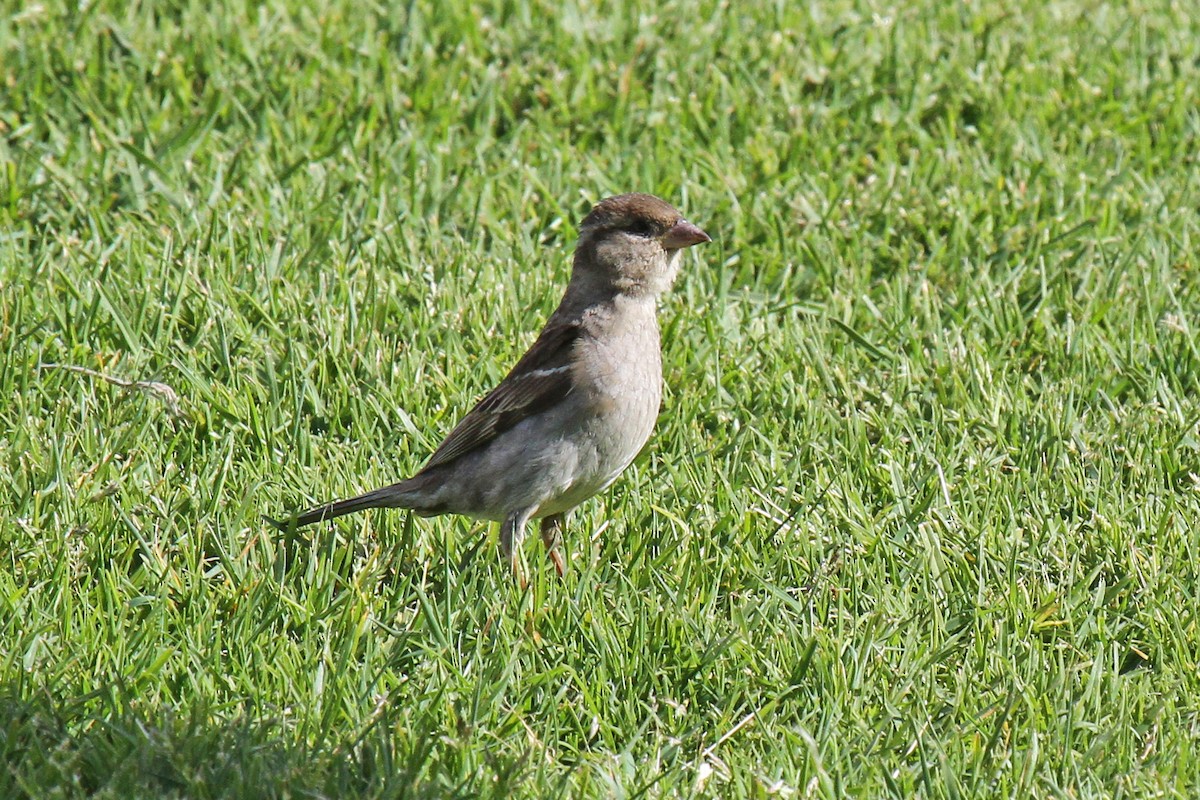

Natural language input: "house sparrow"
[266,193,710,579]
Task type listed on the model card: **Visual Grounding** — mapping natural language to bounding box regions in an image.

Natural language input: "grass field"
[3,0,1200,796]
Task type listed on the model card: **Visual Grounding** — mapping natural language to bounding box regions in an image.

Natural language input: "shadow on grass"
[0,685,517,800]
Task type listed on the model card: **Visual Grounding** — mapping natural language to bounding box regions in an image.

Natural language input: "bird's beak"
[662,219,711,250]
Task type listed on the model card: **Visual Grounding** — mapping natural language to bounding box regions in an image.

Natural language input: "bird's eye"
[626,220,656,238]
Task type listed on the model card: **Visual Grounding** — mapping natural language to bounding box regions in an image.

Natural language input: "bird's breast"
[575,320,662,426]
[567,320,662,475]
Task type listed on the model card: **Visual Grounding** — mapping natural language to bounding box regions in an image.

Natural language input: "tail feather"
[265,479,421,531]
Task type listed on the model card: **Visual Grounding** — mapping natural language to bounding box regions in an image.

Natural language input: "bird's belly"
[533,380,661,518]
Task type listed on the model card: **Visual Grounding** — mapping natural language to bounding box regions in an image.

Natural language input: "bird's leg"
[501,510,533,586]
[540,514,566,577]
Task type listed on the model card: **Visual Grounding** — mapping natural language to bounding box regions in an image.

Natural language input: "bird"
[265,192,711,580]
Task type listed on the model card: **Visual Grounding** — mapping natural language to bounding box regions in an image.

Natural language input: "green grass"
[3,0,1199,796]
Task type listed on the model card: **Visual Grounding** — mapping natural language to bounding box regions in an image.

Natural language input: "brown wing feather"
[419,321,581,471]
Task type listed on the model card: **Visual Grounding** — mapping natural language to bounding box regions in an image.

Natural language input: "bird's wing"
[420,320,581,471]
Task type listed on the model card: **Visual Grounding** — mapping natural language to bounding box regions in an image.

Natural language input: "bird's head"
[572,193,710,299]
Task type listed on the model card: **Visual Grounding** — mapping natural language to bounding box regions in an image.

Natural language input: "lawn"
[3,0,1199,797]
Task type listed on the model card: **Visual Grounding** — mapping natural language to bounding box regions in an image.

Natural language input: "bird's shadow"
[0,683,529,798]
[4,518,531,799]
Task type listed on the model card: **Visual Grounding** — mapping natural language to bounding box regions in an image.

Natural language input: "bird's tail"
[264,478,424,531]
